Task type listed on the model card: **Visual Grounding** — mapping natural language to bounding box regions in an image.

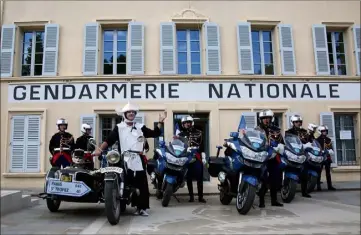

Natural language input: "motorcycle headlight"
[285,150,306,164]
[218,171,226,183]
[106,150,121,164]
[165,152,188,166]
[308,152,323,163]
[240,146,268,162]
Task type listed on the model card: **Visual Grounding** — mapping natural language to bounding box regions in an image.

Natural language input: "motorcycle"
[148,136,198,207]
[304,140,328,193]
[208,129,272,215]
[279,134,307,203]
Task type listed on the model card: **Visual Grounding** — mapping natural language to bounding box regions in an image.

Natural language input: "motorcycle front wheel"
[281,178,297,203]
[104,180,121,225]
[236,182,256,215]
[161,183,173,207]
[46,198,61,212]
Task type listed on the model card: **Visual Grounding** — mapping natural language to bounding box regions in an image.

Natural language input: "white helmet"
[56,118,68,129]
[81,123,92,134]
[259,109,274,122]
[290,114,303,127]
[308,123,318,132]
[115,102,139,123]
[181,116,194,126]
[317,125,328,134]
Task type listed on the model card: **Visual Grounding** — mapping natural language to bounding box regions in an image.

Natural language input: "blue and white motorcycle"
[148,137,198,207]
[208,129,273,215]
[304,139,329,193]
[279,134,307,203]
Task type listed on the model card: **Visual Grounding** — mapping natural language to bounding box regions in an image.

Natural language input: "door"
[334,114,357,166]
[173,113,210,181]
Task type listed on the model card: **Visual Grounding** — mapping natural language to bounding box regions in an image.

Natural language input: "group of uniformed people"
[48,104,335,216]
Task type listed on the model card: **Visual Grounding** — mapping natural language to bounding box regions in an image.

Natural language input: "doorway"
[173,113,210,181]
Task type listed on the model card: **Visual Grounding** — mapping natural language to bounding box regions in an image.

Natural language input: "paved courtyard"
[1,191,360,234]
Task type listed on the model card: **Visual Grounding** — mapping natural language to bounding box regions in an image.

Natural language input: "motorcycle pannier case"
[207,157,225,178]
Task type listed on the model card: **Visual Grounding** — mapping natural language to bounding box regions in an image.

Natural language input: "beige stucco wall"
[1,1,360,188]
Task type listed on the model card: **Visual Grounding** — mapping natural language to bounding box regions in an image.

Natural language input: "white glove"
[328,149,335,157]
[273,144,285,155]
[201,152,207,165]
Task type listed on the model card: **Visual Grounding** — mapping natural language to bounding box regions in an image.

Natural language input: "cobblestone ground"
[1,191,360,234]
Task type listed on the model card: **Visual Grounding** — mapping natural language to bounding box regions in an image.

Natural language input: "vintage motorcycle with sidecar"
[39,136,144,225]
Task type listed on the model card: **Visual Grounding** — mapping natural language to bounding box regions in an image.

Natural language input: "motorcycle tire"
[307,175,317,194]
[281,179,297,203]
[104,180,121,225]
[236,182,256,215]
[161,183,173,207]
[219,182,233,205]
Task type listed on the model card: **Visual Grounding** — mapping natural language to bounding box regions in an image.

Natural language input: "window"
[21,31,45,76]
[327,32,347,75]
[100,116,122,142]
[176,29,201,75]
[10,115,41,173]
[256,112,283,128]
[103,29,127,75]
[251,30,274,75]
[335,114,357,165]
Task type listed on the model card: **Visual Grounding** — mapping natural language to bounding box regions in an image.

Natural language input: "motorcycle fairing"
[308,170,318,177]
[164,174,177,184]
[285,172,299,181]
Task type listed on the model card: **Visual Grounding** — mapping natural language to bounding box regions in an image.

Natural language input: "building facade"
[1,1,360,188]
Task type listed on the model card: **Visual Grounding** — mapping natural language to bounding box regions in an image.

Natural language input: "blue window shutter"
[1,24,16,77]
[242,112,257,129]
[10,116,26,172]
[160,22,176,74]
[25,115,41,172]
[203,22,221,75]
[128,22,145,75]
[312,24,330,75]
[278,24,296,75]
[352,25,360,76]
[80,114,97,140]
[42,24,60,76]
[237,22,254,74]
[320,112,338,167]
[82,23,99,75]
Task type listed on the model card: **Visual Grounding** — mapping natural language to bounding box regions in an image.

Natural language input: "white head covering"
[115,102,139,124]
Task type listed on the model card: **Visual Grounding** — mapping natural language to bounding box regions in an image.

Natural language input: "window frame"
[327,31,347,76]
[21,30,45,77]
[102,29,127,75]
[251,29,275,75]
[176,29,202,75]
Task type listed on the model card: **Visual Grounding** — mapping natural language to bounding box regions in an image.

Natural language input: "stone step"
[1,190,39,216]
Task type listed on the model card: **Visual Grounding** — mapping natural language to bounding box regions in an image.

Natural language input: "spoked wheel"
[219,182,233,205]
[105,180,121,225]
[236,182,256,215]
[281,178,297,203]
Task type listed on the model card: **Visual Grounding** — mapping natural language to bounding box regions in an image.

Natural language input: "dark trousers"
[300,165,310,195]
[259,159,281,204]
[317,161,333,188]
[186,160,204,199]
[53,155,71,168]
[127,169,150,210]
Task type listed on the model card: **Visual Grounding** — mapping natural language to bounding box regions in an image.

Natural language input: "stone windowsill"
[2,173,46,178]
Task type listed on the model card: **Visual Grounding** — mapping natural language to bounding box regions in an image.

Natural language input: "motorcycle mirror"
[88,138,97,146]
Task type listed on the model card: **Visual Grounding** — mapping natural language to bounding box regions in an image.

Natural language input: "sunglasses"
[294,121,302,123]
[126,111,136,114]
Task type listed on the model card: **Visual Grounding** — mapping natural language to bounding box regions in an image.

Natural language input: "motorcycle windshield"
[166,137,188,157]
[284,134,304,155]
[239,129,268,152]
[310,139,322,156]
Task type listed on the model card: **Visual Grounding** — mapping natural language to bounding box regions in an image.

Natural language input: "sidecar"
[39,166,104,212]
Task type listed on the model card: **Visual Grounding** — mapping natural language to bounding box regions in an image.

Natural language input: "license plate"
[100,167,123,174]
[61,175,72,182]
